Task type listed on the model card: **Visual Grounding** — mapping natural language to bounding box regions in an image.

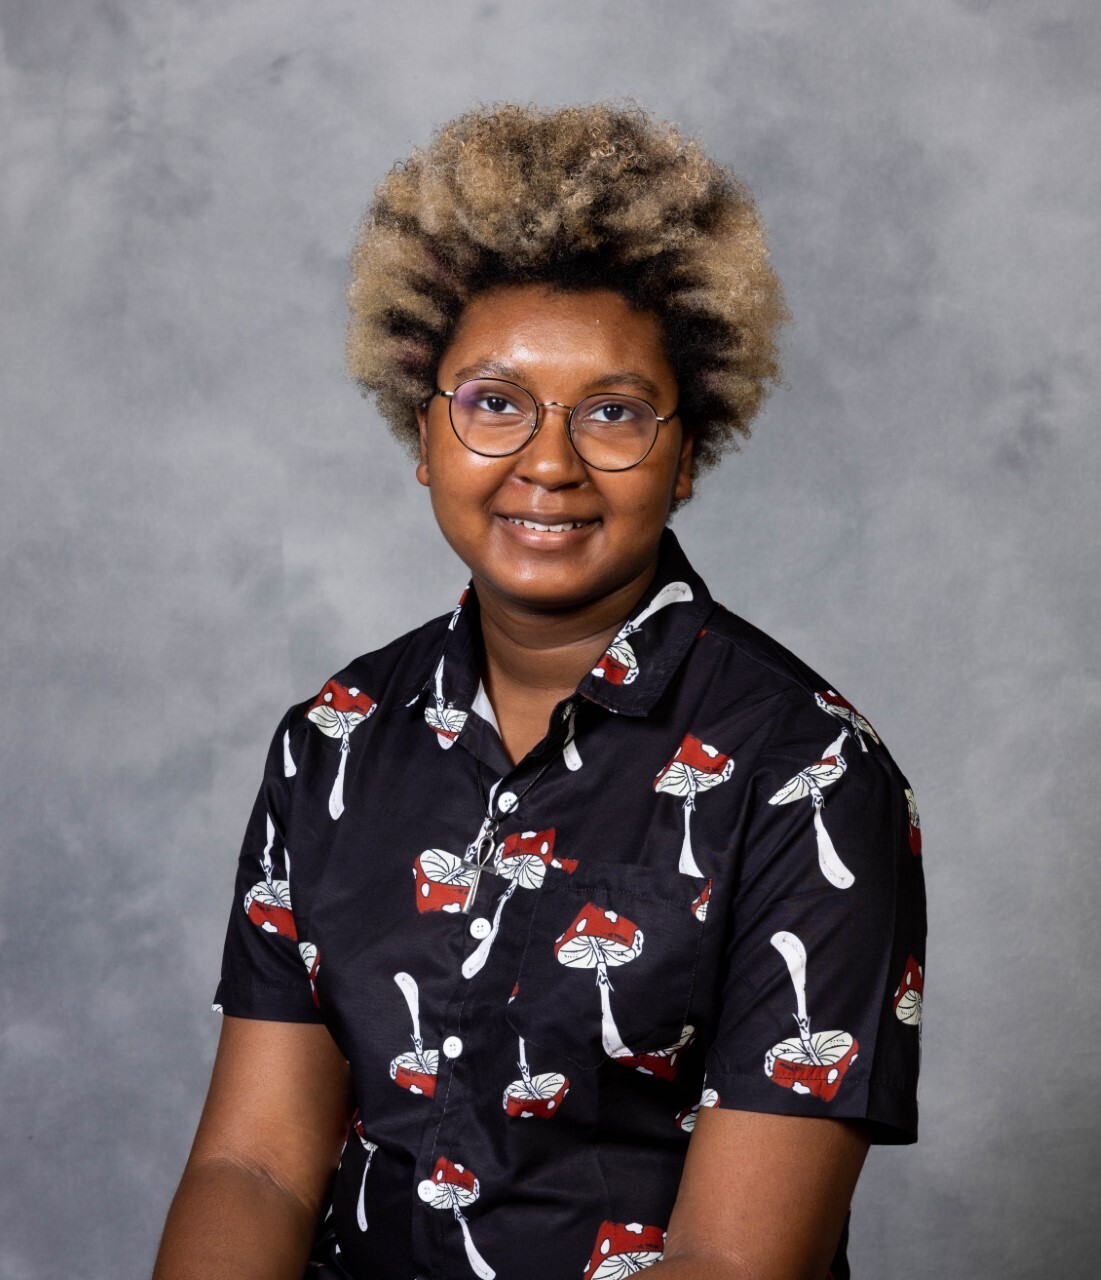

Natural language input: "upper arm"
[187,1015,354,1216]
[663,1107,870,1280]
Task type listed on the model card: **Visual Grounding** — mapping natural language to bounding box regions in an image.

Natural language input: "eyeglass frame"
[427,378,681,473]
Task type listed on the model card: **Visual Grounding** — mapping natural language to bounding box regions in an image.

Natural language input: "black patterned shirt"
[214,529,926,1280]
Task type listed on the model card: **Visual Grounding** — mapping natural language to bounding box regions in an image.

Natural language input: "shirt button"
[417,1178,437,1202]
[442,1035,463,1059]
[497,790,518,813]
[470,917,492,939]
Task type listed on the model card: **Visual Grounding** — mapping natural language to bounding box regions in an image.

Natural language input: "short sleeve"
[212,711,323,1024]
[702,704,926,1143]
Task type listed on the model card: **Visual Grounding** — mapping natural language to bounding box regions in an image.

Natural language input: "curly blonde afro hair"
[347,102,788,479]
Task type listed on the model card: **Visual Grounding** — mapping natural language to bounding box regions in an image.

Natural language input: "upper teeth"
[506,518,587,532]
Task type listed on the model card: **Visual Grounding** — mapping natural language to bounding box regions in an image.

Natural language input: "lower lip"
[496,516,599,549]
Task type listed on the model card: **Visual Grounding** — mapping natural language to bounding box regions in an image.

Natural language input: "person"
[153,103,925,1280]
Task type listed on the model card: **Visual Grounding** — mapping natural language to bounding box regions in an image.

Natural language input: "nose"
[512,402,588,488]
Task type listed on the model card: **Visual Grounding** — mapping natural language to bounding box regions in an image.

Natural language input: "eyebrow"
[448,361,664,401]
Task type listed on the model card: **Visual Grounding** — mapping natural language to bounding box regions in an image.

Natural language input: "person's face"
[415,285,694,615]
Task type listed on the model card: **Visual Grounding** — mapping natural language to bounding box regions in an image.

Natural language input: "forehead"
[439,285,675,390]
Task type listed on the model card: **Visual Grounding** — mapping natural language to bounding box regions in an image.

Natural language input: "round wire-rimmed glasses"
[431,378,679,472]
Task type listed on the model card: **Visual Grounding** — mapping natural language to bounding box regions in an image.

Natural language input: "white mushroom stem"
[771,931,824,1065]
[628,580,693,630]
[562,705,582,772]
[517,1036,531,1085]
[812,798,854,890]
[282,728,297,777]
[596,961,632,1058]
[356,1141,377,1231]
[678,791,704,878]
[261,814,275,882]
[793,1014,823,1065]
[394,972,423,1045]
[462,879,517,979]
[453,1207,495,1280]
[329,732,350,820]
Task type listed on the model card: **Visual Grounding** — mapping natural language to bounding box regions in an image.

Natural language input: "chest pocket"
[505,865,707,1070]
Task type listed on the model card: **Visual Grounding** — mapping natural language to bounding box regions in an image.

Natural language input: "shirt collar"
[405,528,714,721]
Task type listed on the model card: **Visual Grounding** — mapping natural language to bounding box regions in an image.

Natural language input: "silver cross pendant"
[462,820,501,915]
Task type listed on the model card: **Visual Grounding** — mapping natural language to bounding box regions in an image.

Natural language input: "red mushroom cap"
[390,1053,438,1097]
[413,848,476,914]
[307,679,376,719]
[904,788,922,855]
[659,733,731,779]
[614,1025,696,1081]
[690,879,712,921]
[593,646,635,685]
[554,903,641,959]
[583,1221,666,1277]
[429,1156,476,1195]
[499,828,556,866]
[765,1032,859,1102]
[893,954,924,1025]
[244,881,297,941]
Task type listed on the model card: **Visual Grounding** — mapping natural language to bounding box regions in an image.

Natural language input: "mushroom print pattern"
[764,931,858,1102]
[390,972,439,1097]
[767,729,854,889]
[904,787,922,856]
[352,1118,378,1232]
[305,680,377,819]
[893,955,924,1026]
[462,829,577,979]
[814,689,880,752]
[417,1157,495,1280]
[242,814,297,940]
[562,701,583,772]
[614,1024,696,1081]
[412,848,478,915]
[502,1034,570,1118]
[298,941,321,1007]
[591,581,693,686]
[583,1222,667,1279]
[554,904,644,1059]
[653,734,735,877]
[675,1084,720,1133]
[690,879,712,922]
[448,587,468,631]
[424,654,468,749]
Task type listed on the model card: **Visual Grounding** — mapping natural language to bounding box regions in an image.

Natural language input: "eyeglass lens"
[448,378,659,470]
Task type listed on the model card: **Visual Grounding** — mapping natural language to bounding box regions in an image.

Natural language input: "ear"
[673,423,696,503]
[415,403,430,488]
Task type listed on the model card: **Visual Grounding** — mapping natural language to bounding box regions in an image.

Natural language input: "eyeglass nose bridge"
[524,399,584,453]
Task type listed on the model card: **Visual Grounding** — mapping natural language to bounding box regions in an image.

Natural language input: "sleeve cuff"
[702,1067,918,1145]
[212,978,325,1024]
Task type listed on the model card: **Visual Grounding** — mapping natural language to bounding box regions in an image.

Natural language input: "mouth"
[502,516,596,533]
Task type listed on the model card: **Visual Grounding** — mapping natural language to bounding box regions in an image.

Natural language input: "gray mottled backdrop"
[2,1,1098,1276]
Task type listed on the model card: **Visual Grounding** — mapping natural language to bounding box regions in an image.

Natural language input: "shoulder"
[694,605,869,731]
[692,604,909,794]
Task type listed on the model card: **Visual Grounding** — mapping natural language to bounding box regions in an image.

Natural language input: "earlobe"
[674,427,696,502]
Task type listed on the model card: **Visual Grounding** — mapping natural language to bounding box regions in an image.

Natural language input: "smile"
[503,517,594,533]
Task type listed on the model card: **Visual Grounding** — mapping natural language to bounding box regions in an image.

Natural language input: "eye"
[577,396,648,429]
[476,393,520,415]
[452,379,534,425]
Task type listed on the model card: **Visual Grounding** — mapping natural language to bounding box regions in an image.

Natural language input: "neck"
[475,563,657,703]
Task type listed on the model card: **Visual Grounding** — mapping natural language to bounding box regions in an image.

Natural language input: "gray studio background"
[2,1,1098,1277]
